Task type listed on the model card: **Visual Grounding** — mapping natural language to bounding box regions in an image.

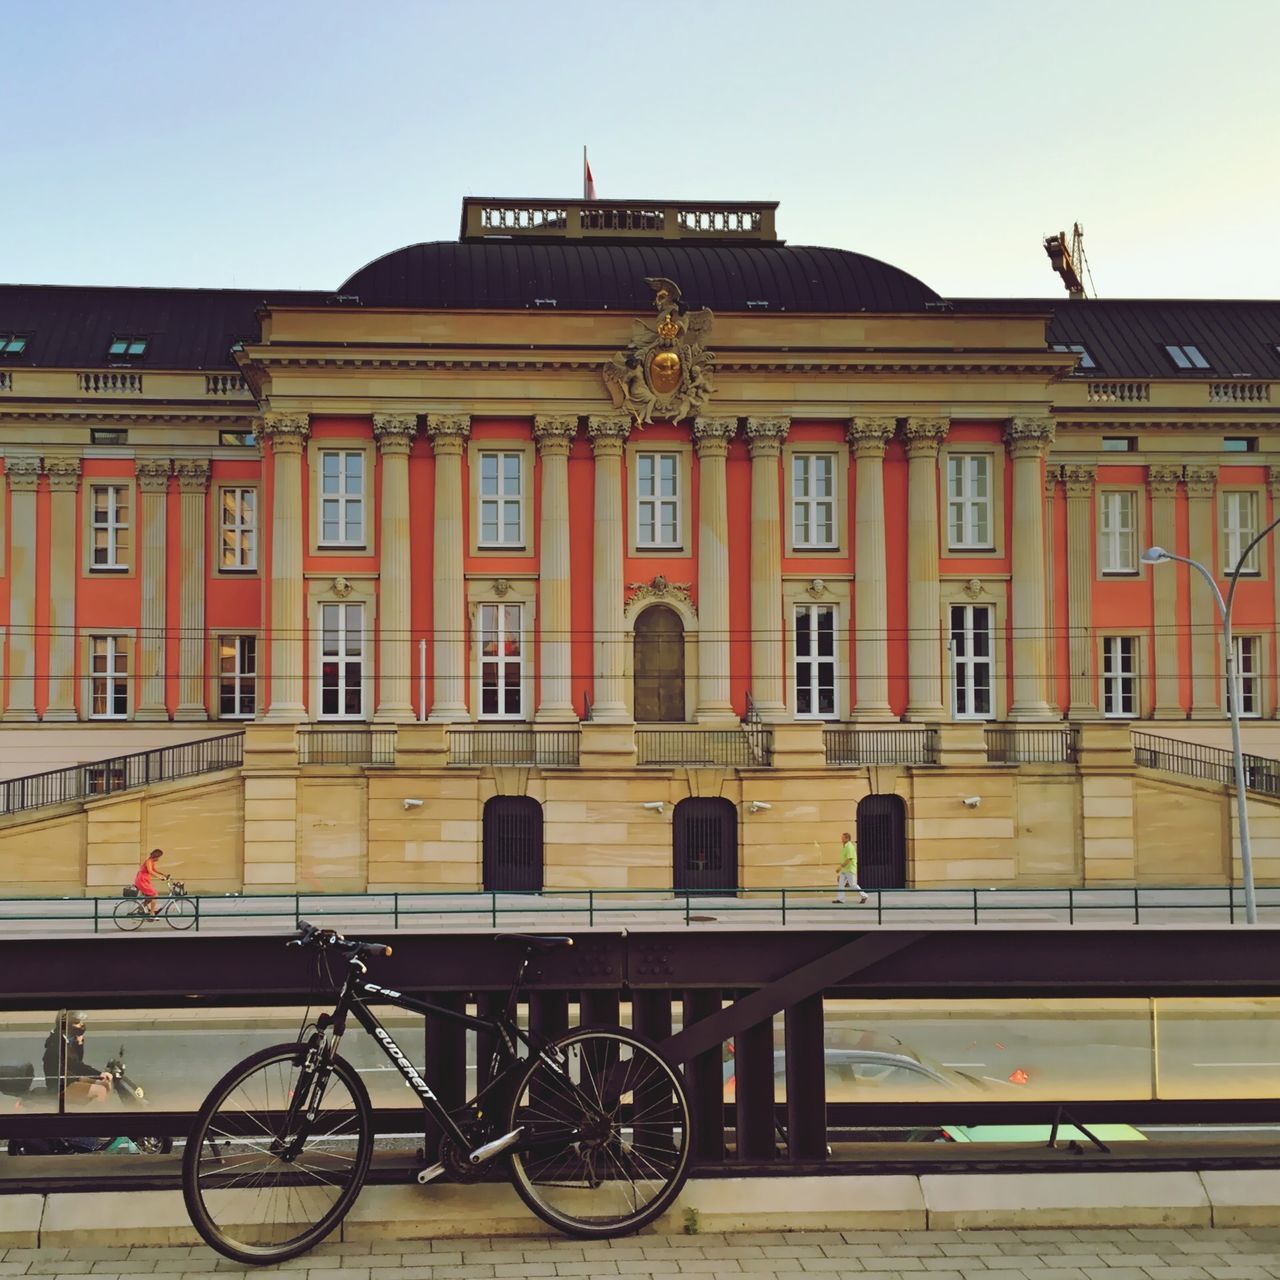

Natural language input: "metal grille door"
[855,794,907,889]
[673,798,737,895]
[482,796,544,892]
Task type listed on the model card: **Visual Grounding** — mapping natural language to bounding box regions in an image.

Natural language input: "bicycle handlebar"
[290,919,393,961]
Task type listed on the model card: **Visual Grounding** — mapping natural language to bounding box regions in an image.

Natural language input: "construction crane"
[1044,222,1094,299]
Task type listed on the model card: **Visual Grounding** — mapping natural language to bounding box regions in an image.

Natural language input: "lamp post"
[1143,513,1280,925]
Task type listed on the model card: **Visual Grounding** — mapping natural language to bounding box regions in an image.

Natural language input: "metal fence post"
[685,894,691,927]
[972,888,979,926]
[1134,887,1140,926]
[93,896,99,935]
[781,887,787,928]
[394,893,400,930]
[588,891,595,928]
[1068,887,1074,926]
[491,892,497,930]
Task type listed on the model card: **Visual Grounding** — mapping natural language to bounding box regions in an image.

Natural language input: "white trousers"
[835,870,863,902]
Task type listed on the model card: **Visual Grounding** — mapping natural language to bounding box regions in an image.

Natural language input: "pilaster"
[693,416,737,723]
[745,417,789,720]
[1185,464,1220,718]
[533,415,579,722]
[44,458,81,721]
[1148,464,1184,718]
[1063,463,1099,719]
[847,416,896,721]
[372,413,419,722]
[902,417,948,721]
[425,413,471,721]
[174,459,210,720]
[134,459,171,721]
[2,457,40,721]
[587,415,632,723]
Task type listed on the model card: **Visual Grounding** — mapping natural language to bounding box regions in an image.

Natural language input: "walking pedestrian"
[834,830,868,904]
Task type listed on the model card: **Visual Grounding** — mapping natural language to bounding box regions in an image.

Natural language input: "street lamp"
[1143,515,1280,924]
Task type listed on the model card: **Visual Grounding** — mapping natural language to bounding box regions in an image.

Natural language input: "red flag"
[583,147,597,201]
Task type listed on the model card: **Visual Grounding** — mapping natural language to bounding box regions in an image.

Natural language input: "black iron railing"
[824,727,939,766]
[297,727,396,766]
[448,727,580,768]
[0,733,244,818]
[636,725,774,767]
[1133,731,1280,797]
[985,726,1078,764]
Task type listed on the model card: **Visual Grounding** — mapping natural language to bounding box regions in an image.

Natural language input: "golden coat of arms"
[603,277,716,424]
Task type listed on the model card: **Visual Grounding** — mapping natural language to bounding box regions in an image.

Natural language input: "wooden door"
[634,605,685,722]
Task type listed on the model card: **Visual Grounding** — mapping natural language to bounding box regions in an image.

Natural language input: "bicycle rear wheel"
[182,1042,372,1266]
[505,1026,692,1237]
[165,896,197,931]
[112,899,144,932]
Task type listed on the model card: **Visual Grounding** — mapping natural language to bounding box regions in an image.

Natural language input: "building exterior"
[1,197,1279,896]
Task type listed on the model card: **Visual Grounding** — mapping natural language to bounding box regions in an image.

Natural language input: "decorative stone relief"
[626,574,692,607]
[174,458,211,492]
[492,578,512,598]
[1184,465,1218,499]
[587,414,631,456]
[744,417,789,457]
[372,413,419,454]
[136,459,172,492]
[1005,416,1056,457]
[602,277,716,425]
[331,576,354,599]
[805,577,832,599]
[1269,466,1280,499]
[847,416,896,457]
[1147,463,1182,498]
[902,417,949,457]
[254,412,310,452]
[44,457,81,492]
[1062,464,1095,499]
[692,416,737,456]
[4,457,41,491]
[424,413,471,455]
[962,577,988,599]
[533,415,578,455]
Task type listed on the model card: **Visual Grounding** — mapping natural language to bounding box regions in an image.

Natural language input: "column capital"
[1184,464,1217,499]
[136,459,172,492]
[174,457,211,493]
[692,416,737,457]
[5,457,41,492]
[902,416,949,457]
[425,413,471,456]
[847,415,896,457]
[1148,463,1182,498]
[1269,465,1280,499]
[745,416,789,457]
[587,414,631,456]
[44,457,81,492]
[1062,463,1096,499]
[255,412,309,454]
[372,413,420,455]
[1045,462,1064,498]
[1005,416,1056,458]
[533,415,580,456]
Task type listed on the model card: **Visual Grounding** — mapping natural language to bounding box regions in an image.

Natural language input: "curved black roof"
[339,241,940,313]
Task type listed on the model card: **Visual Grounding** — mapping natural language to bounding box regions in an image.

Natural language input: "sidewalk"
[7,1227,1280,1279]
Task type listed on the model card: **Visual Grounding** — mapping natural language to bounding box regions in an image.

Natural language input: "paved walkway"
[6,1228,1280,1279]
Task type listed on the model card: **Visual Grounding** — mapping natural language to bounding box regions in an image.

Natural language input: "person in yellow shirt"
[834,831,868,905]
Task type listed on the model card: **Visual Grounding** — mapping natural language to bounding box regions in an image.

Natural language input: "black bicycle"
[181,921,693,1266]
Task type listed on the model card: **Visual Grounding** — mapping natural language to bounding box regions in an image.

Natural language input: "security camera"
[641,801,666,814]
[403,798,424,810]
[749,801,772,814]
[962,796,981,809]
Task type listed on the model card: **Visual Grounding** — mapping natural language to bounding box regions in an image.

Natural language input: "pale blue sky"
[4,0,1278,299]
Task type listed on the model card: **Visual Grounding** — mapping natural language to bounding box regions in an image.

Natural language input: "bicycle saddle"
[493,934,573,952]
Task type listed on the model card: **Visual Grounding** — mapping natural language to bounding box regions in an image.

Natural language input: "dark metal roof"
[951,297,1280,380]
[338,241,941,313]
[0,285,329,370]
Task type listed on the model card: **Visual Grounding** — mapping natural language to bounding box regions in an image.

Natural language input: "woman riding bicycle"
[134,848,170,917]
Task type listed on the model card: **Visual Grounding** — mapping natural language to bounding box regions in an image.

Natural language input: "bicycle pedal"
[416,1162,445,1185]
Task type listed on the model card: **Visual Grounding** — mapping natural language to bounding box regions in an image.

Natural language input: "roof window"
[0,334,29,356]
[1164,343,1210,370]
[1224,437,1257,453]
[1101,437,1136,452]
[107,336,149,359]
[1050,341,1096,370]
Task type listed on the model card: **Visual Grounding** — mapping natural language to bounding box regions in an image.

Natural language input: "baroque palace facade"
[1,197,1279,896]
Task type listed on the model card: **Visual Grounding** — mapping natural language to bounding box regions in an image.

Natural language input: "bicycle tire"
[182,1042,372,1266]
[112,899,145,932]
[505,1025,692,1238]
[165,896,198,931]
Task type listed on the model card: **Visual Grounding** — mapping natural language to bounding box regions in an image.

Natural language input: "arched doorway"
[482,796,544,892]
[634,604,685,722]
[855,794,907,889]
[673,797,737,895]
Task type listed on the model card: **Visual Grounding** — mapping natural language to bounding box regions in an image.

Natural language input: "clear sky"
[4,0,1278,300]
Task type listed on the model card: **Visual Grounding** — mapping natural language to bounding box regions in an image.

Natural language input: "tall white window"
[636,453,680,547]
[792,453,836,548]
[947,454,991,549]
[1102,636,1138,718]
[478,452,523,546]
[91,485,129,570]
[218,635,256,719]
[950,604,993,719]
[1221,491,1259,574]
[478,602,524,719]
[220,487,257,570]
[319,602,364,719]
[90,636,128,718]
[319,450,364,545]
[1099,491,1137,574]
[794,604,837,718]
[1230,635,1260,718]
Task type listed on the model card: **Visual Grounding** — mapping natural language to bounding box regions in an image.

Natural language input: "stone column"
[425,413,471,721]
[43,458,81,721]
[1148,464,1183,718]
[1063,463,1099,719]
[902,417,948,721]
[745,417,789,720]
[533,415,579,721]
[173,459,210,720]
[1043,463,1062,716]
[256,413,310,722]
[587,415,631,723]
[693,416,737,723]
[3,458,41,722]
[372,413,419,722]
[1005,417,1057,720]
[135,459,172,721]
[848,416,896,721]
[1186,465,1220,718]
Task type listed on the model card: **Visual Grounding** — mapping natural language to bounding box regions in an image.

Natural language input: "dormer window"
[107,336,149,359]
[0,334,29,355]
[1164,343,1210,370]
[1050,341,1096,370]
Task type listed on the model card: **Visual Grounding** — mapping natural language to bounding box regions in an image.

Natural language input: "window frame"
[307,440,375,557]
[1228,634,1262,720]
[635,451,682,550]
[317,600,367,721]
[218,485,258,573]
[782,441,849,557]
[1101,437,1137,453]
[89,483,130,572]
[475,601,526,720]
[949,602,996,721]
[1221,488,1261,576]
[88,634,129,720]
[791,451,838,550]
[1100,634,1140,720]
[106,336,149,360]
[1050,341,1096,370]
[1163,343,1210,371]
[467,439,535,558]
[944,451,996,552]
[217,634,257,720]
[792,601,840,721]
[1098,489,1139,577]
[0,334,29,356]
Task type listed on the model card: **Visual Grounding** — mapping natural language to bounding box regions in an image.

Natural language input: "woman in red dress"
[134,848,166,917]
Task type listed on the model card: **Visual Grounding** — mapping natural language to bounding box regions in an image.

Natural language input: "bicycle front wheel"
[182,1043,372,1266]
[165,896,197,931]
[112,899,144,932]
[506,1026,692,1237]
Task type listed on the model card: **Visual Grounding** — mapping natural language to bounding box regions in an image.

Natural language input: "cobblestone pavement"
[7,1228,1280,1279]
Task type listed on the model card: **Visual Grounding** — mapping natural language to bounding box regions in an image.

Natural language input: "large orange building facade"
[1,198,1278,895]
